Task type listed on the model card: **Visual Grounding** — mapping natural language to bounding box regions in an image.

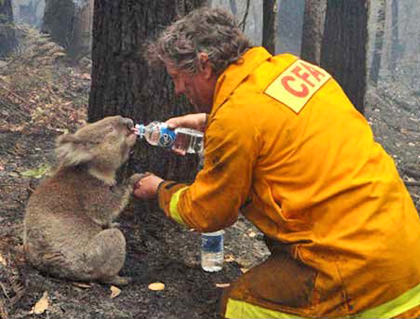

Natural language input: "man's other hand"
[133,173,163,199]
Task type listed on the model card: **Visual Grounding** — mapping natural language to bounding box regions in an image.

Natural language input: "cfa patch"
[264,59,331,114]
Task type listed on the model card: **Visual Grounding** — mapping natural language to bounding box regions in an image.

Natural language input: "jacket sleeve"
[158,107,259,232]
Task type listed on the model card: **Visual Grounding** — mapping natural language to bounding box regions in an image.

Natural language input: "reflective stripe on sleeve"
[169,186,188,226]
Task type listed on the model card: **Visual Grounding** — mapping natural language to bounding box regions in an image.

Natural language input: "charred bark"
[300,0,326,64]
[276,0,305,55]
[42,0,75,48]
[262,0,276,54]
[89,0,206,214]
[369,0,386,86]
[238,0,250,32]
[320,0,368,114]
[67,0,93,60]
[42,0,93,61]
[0,0,17,58]
[389,0,400,76]
[229,0,237,16]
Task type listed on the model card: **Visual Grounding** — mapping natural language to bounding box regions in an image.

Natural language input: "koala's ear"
[55,133,94,167]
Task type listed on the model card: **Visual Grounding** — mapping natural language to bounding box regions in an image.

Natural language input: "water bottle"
[201,230,224,272]
[135,121,203,154]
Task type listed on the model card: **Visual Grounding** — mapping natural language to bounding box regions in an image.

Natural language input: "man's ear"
[198,52,213,79]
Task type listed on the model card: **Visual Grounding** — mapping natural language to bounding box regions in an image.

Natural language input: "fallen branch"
[0,282,10,299]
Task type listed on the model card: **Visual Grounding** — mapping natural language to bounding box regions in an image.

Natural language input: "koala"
[23,116,143,286]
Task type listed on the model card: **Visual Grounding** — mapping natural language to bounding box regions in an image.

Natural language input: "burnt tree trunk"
[262,0,276,54]
[320,0,368,114]
[12,0,45,28]
[300,0,326,65]
[42,0,75,48]
[42,0,93,61]
[389,0,400,76]
[89,0,206,214]
[0,0,17,58]
[276,0,305,55]
[229,0,237,16]
[369,0,386,86]
[67,0,93,60]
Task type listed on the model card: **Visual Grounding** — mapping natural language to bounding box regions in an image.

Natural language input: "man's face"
[165,58,216,113]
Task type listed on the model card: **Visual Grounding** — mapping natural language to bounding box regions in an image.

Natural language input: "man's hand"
[133,173,164,199]
[165,113,208,132]
[165,113,207,156]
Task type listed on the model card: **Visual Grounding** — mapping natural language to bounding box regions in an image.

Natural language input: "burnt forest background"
[0,0,419,318]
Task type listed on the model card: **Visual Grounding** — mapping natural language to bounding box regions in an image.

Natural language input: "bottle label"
[201,234,223,253]
[158,127,176,148]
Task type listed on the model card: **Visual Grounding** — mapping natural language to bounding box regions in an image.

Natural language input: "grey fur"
[24,116,143,286]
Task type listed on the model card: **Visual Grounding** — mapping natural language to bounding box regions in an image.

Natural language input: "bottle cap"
[135,124,145,137]
[202,230,225,236]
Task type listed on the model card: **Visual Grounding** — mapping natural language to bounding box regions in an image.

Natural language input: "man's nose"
[174,80,185,96]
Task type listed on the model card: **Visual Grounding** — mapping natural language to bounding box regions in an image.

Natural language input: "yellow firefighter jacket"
[158,47,420,317]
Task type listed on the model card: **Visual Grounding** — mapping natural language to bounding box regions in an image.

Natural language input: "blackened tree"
[88,0,207,213]
[262,0,276,54]
[42,0,93,60]
[300,0,326,64]
[369,0,386,86]
[0,0,17,58]
[320,0,368,114]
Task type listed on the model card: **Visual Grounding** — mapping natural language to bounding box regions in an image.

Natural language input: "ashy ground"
[0,27,419,319]
[0,27,269,319]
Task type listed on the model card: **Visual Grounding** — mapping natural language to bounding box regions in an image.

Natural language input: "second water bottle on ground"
[201,230,224,272]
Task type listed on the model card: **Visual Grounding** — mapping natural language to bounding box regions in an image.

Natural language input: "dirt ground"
[0,70,268,318]
[1,28,419,319]
[0,27,270,319]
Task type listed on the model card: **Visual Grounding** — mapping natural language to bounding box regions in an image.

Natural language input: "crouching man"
[134,7,420,319]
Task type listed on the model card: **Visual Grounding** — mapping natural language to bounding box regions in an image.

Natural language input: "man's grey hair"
[146,7,252,75]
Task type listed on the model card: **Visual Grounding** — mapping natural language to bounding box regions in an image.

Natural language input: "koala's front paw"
[128,173,146,186]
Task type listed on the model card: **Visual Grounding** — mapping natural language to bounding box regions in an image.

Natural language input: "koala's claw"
[128,173,146,186]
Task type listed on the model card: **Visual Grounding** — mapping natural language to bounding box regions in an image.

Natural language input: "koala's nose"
[122,118,134,129]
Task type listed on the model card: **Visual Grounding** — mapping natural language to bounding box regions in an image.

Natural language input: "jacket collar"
[211,47,272,116]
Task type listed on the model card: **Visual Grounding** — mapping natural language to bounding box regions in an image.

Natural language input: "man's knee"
[219,251,317,318]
